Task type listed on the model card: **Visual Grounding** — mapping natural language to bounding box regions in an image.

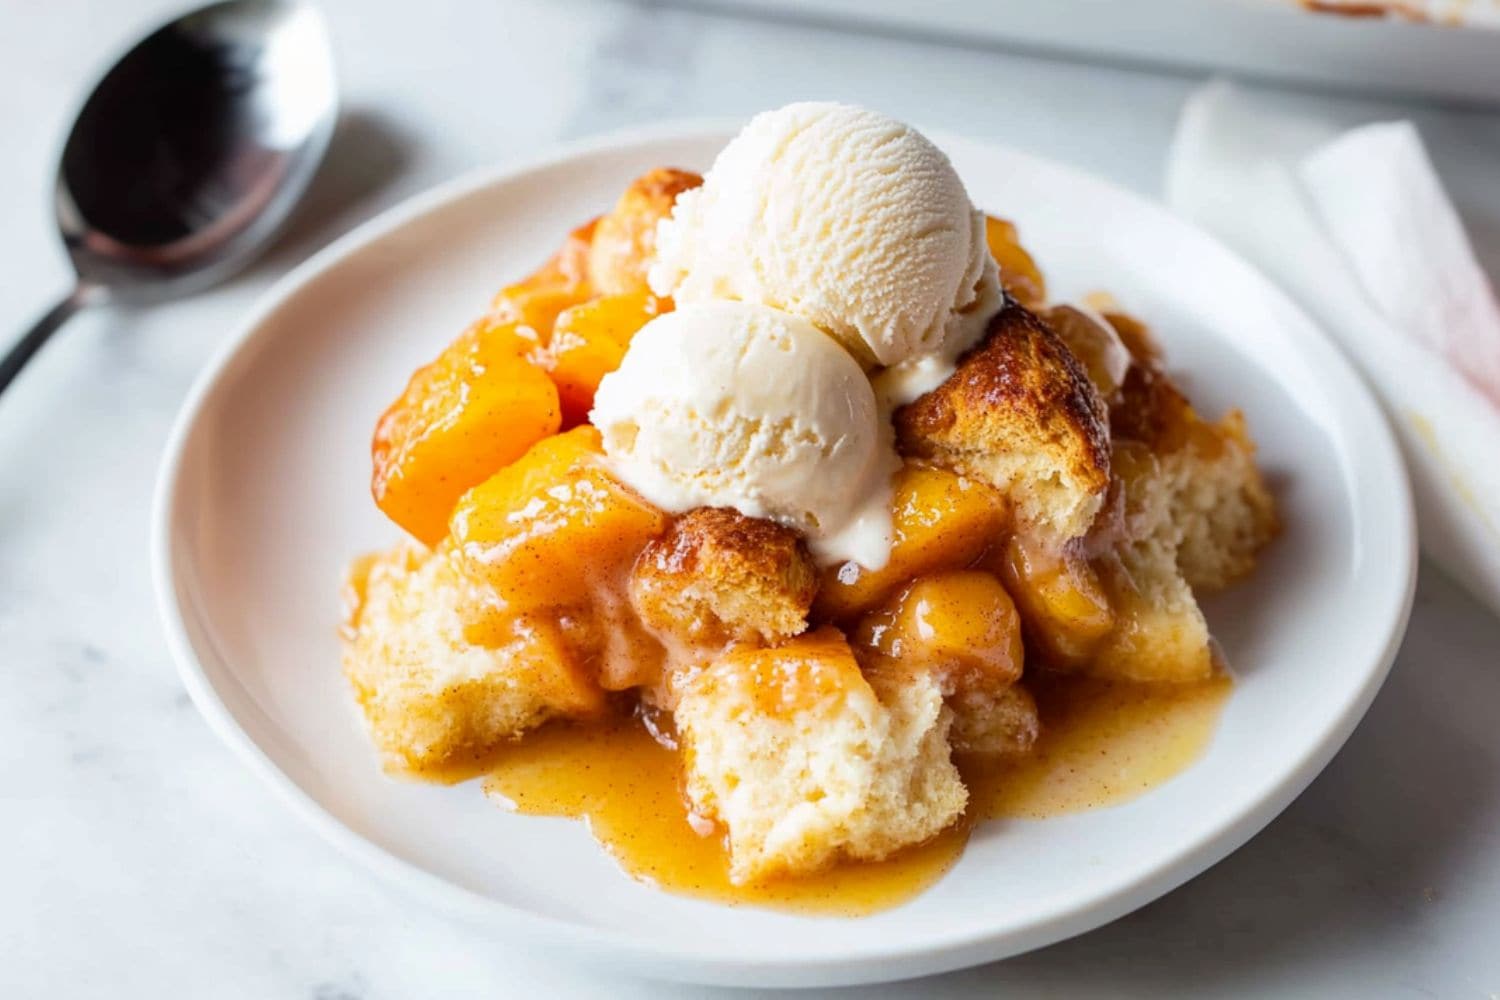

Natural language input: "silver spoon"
[1,0,337,395]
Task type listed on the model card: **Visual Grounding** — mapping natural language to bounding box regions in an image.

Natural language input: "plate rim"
[151,120,1418,987]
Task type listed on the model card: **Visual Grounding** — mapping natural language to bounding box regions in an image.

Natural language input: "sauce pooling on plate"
[964,673,1233,820]
[475,675,1231,916]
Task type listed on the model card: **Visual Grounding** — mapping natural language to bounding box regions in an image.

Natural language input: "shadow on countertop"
[252,108,417,278]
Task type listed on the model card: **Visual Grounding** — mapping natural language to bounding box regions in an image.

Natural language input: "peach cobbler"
[341,103,1276,909]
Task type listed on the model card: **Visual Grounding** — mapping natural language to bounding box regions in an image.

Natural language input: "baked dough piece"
[341,542,604,772]
[902,292,1275,684]
[894,299,1111,541]
[1109,354,1277,591]
[630,507,816,645]
[864,659,1040,757]
[673,628,965,884]
[947,681,1039,756]
[1085,317,1278,683]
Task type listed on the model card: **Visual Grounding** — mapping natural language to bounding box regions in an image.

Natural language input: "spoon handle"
[0,287,94,397]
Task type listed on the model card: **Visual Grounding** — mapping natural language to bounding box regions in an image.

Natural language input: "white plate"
[152,124,1417,988]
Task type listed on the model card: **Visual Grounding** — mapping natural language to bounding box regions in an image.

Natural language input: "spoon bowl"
[2,0,336,391]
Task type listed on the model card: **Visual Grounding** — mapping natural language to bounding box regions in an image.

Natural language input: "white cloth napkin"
[1166,80,1500,619]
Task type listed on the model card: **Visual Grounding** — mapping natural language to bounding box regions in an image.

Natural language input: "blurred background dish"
[682,0,1500,104]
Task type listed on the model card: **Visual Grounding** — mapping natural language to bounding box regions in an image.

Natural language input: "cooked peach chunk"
[548,604,668,694]
[448,426,669,614]
[695,626,863,718]
[371,322,562,546]
[495,614,608,718]
[854,570,1031,756]
[443,313,532,358]
[1044,304,1130,400]
[815,464,1007,621]
[853,570,1023,687]
[490,284,588,343]
[588,168,703,296]
[544,292,667,426]
[985,215,1047,310]
[487,219,600,341]
[993,533,1115,668]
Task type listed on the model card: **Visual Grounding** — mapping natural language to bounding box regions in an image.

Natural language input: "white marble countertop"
[4,2,1500,996]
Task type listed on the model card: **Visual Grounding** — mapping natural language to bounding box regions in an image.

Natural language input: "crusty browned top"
[630,507,816,644]
[642,507,810,584]
[894,299,1112,510]
[1109,362,1194,452]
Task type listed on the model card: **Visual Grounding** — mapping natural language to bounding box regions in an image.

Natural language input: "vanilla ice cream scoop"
[649,102,1002,377]
[590,301,896,568]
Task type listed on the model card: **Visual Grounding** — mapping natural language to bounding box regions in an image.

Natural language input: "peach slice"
[372,320,561,546]
[853,570,1023,687]
[815,463,1007,622]
[992,533,1115,668]
[985,215,1047,310]
[692,626,864,719]
[448,426,669,614]
[544,292,667,426]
